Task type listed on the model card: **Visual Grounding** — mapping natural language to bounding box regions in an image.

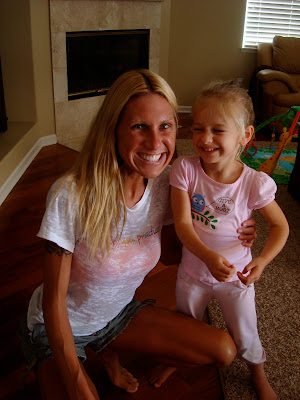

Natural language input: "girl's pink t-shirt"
[170,156,276,284]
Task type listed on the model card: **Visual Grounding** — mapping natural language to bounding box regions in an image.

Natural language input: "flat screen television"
[66,29,150,100]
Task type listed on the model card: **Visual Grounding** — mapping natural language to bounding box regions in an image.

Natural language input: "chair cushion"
[273,36,300,74]
[274,91,300,107]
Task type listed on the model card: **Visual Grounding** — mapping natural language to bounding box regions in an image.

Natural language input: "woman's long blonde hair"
[64,69,178,258]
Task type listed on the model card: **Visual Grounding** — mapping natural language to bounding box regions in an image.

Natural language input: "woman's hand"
[203,250,236,282]
[237,217,257,248]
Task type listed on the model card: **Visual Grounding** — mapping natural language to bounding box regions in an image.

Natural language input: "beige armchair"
[255,36,300,124]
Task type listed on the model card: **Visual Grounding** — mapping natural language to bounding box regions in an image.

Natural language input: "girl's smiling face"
[116,93,177,179]
[192,100,252,169]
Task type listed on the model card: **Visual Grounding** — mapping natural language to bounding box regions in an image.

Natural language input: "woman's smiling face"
[116,93,177,179]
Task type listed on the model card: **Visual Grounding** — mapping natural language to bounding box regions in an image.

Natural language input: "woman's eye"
[132,124,143,130]
[161,123,171,130]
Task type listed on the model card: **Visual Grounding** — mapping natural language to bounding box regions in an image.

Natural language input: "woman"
[21,70,256,400]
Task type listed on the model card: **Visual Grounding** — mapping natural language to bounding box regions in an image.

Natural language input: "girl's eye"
[213,129,224,133]
[161,123,171,130]
[193,128,204,133]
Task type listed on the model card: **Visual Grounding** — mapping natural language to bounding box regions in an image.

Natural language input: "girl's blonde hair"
[192,80,255,132]
[64,69,178,258]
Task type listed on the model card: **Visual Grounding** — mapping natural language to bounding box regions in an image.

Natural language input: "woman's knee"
[213,330,237,368]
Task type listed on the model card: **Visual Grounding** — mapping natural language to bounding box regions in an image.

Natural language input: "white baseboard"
[0,134,57,206]
[178,106,192,113]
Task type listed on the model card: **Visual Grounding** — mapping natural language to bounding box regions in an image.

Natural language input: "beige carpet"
[175,139,300,400]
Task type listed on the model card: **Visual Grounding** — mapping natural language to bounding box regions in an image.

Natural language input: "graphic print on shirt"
[121,225,161,247]
[191,193,218,230]
[206,197,235,216]
[191,193,235,230]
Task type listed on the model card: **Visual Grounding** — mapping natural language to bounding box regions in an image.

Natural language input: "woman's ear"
[240,125,254,146]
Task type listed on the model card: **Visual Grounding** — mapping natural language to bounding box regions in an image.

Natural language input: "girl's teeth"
[140,154,161,161]
[203,148,216,152]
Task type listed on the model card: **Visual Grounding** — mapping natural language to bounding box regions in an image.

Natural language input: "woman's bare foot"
[248,363,277,400]
[149,365,177,388]
[100,348,139,393]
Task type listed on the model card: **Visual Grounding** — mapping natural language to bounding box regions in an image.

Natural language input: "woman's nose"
[146,129,161,149]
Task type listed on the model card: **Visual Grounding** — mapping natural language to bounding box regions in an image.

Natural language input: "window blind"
[242,0,300,49]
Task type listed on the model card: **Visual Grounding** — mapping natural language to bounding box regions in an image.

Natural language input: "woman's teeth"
[140,154,162,161]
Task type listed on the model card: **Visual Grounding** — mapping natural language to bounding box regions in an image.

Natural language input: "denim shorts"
[19,298,154,370]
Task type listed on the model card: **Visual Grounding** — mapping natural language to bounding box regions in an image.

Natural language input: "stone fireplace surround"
[50,0,162,152]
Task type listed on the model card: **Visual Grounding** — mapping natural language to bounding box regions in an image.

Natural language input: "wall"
[0,0,56,190]
[159,0,171,80]
[167,0,256,106]
[0,0,36,122]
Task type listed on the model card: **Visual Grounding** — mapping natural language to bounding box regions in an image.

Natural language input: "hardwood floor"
[0,140,223,399]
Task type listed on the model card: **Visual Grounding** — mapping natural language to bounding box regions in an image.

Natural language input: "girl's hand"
[237,218,257,248]
[204,250,236,282]
[237,257,266,285]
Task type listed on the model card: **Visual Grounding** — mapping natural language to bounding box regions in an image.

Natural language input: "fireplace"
[66,29,149,100]
[50,0,162,151]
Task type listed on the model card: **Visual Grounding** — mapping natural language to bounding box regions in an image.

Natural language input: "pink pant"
[176,266,266,365]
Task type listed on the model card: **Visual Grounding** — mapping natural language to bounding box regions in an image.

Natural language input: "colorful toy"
[245,106,300,177]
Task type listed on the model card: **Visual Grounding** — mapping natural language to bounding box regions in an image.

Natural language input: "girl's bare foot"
[149,365,177,388]
[100,348,139,393]
[248,363,277,400]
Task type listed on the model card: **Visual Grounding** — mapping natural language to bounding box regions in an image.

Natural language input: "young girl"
[151,81,288,399]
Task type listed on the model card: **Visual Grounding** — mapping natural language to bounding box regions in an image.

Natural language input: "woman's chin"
[137,154,170,178]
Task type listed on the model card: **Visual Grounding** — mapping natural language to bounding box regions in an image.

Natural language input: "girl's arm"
[238,200,289,285]
[171,186,235,282]
[42,241,99,400]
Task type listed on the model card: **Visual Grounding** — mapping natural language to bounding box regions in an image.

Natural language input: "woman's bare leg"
[37,357,100,400]
[149,365,177,387]
[99,347,139,393]
[108,305,236,381]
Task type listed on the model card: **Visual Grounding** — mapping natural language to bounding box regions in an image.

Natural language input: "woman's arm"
[160,224,182,265]
[238,200,289,285]
[171,187,235,282]
[42,241,99,400]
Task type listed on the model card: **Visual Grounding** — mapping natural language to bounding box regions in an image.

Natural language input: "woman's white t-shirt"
[27,168,172,336]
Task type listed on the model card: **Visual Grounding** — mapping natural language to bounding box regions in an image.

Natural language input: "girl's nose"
[202,130,213,144]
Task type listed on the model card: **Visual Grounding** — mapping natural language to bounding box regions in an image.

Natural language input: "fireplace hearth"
[67,29,149,100]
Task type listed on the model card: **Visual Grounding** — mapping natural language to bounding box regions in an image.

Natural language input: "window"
[242,0,300,49]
